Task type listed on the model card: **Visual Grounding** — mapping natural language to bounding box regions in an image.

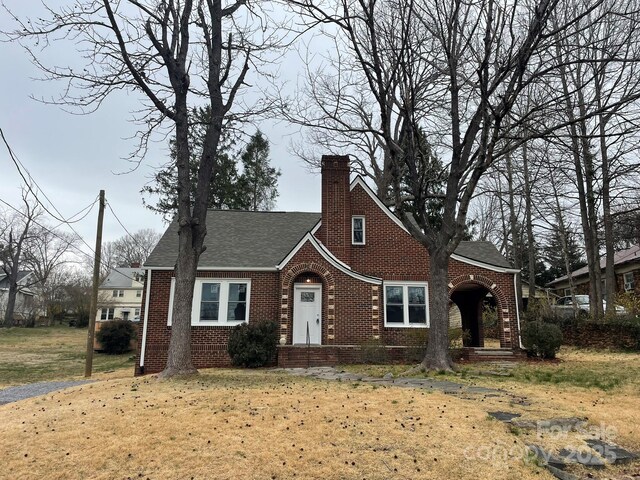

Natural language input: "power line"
[105,199,149,252]
[0,195,140,284]
[1,128,91,226]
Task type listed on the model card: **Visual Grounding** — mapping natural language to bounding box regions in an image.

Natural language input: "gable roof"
[100,268,145,288]
[277,232,382,284]
[0,271,33,289]
[350,176,515,272]
[145,211,321,269]
[145,180,513,272]
[548,244,640,285]
[453,241,513,269]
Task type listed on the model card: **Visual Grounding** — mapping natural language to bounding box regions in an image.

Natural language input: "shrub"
[227,320,278,368]
[359,338,390,364]
[404,328,429,363]
[521,321,563,359]
[96,319,137,354]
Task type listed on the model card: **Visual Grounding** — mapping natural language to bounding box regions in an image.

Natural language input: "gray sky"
[0,1,322,264]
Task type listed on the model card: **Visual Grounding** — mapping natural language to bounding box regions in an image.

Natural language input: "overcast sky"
[0,1,323,265]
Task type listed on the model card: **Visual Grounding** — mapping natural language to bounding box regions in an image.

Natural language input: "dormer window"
[352,216,365,245]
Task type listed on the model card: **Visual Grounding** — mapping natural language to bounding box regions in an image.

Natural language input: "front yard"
[0,327,639,479]
[0,326,134,387]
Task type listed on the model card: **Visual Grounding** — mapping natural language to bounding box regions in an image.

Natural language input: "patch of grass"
[0,326,134,387]
[0,369,546,480]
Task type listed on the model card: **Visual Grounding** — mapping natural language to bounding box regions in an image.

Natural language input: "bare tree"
[0,191,41,326]
[287,0,640,369]
[5,1,287,376]
[104,228,162,269]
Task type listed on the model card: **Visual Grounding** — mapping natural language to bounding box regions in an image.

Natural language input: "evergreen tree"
[544,225,586,283]
[142,110,281,220]
[142,107,249,222]
[240,130,280,211]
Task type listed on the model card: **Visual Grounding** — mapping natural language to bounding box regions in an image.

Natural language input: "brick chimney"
[319,155,351,264]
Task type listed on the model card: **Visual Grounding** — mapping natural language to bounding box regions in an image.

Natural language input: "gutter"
[139,269,152,369]
[513,273,524,349]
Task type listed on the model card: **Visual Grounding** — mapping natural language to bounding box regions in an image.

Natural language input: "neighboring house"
[548,244,640,298]
[97,267,145,323]
[136,156,521,374]
[521,281,557,308]
[0,271,37,322]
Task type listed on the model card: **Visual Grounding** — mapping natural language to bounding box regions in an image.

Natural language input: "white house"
[0,271,38,322]
[97,267,144,323]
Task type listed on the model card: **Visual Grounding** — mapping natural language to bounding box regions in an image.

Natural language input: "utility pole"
[85,190,105,377]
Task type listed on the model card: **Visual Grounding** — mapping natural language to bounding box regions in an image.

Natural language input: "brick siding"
[136,156,519,374]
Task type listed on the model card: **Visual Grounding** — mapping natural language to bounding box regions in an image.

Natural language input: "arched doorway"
[448,276,510,349]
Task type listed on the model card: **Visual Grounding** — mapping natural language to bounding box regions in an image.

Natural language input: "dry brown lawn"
[0,370,552,480]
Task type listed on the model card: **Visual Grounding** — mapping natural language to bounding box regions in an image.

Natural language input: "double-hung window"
[100,308,115,320]
[384,283,429,327]
[624,272,635,291]
[112,289,124,298]
[352,216,365,245]
[168,278,250,326]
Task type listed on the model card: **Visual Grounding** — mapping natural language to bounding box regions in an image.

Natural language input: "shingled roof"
[145,211,321,269]
[145,210,512,270]
[453,241,513,269]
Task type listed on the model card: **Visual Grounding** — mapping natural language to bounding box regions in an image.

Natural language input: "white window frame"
[100,308,115,320]
[112,289,124,298]
[563,288,572,297]
[383,282,430,328]
[623,272,635,291]
[167,278,251,326]
[136,290,142,297]
[352,216,366,245]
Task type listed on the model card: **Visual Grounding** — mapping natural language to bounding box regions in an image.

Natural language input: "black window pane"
[409,305,426,323]
[386,286,403,304]
[353,230,363,243]
[201,283,220,302]
[386,305,403,323]
[200,302,219,321]
[228,302,246,321]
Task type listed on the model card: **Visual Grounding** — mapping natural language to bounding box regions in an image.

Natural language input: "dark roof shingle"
[145,211,321,268]
[145,210,512,271]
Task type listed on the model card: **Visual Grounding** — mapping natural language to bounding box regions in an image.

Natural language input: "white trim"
[310,219,321,235]
[450,254,521,274]
[293,283,323,345]
[383,281,430,328]
[168,278,251,326]
[144,266,278,272]
[352,216,366,245]
[276,232,382,285]
[514,274,524,349]
[140,269,152,368]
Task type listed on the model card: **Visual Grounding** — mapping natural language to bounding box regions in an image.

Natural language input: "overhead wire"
[0,196,141,284]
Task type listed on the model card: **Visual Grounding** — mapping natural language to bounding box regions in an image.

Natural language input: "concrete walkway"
[0,380,93,405]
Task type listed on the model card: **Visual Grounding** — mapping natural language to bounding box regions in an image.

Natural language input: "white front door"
[293,284,322,345]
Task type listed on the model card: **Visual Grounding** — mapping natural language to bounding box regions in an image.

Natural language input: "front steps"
[461,347,523,362]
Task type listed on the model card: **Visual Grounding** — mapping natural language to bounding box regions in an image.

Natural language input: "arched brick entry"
[448,274,512,349]
[280,263,336,345]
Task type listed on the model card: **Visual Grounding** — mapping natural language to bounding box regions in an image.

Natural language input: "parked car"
[551,295,627,319]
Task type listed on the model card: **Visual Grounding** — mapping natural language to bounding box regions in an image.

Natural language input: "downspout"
[513,273,524,349]
[139,269,152,370]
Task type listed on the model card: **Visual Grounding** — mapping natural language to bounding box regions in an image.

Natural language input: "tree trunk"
[421,249,455,371]
[3,276,18,327]
[506,152,524,313]
[160,231,199,378]
[522,140,536,303]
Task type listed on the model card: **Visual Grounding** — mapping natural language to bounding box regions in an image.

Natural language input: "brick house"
[135,155,521,374]
[548,244,640,298]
